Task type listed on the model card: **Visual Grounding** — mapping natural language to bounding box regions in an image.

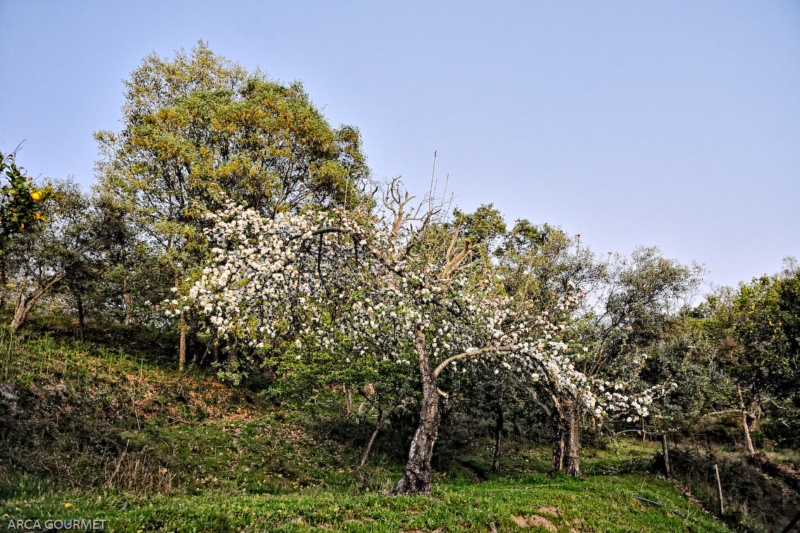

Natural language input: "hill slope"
[0,322,732,532]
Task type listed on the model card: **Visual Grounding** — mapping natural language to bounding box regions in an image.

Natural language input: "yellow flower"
[64,502,73,508]
[30,191,41,201]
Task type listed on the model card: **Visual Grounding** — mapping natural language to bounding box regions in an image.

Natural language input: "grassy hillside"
[1,321,735,532]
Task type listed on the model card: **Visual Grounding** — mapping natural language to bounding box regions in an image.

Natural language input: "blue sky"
[1,1,798,291]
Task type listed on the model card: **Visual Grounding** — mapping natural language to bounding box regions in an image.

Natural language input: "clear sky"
[1,1,798,291]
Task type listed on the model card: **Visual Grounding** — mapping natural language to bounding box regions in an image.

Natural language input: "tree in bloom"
[175,179,672,493]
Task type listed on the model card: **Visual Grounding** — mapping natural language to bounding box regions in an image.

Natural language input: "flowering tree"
[175,180,669,493]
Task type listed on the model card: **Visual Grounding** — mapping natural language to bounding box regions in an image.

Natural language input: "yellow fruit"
[30,192,41,201]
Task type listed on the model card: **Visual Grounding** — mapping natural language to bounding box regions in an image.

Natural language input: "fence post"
[713,464,724,516]
[662,434,670,478]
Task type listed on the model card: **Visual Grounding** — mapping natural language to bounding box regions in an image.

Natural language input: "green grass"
[3,473,728,532]
[0,321,734,532]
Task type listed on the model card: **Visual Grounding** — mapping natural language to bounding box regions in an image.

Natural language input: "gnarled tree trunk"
[549,396,581,477]
[391,328,441,496]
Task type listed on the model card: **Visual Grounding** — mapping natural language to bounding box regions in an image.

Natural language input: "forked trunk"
[10,273,64,332]
[391,329,441,496]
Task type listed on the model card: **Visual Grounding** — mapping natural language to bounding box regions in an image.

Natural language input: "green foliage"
[0,150,54,253]
[731,274,800,401]
[450,203,507,255]
[637,329,732,425]
[95,42,369,264]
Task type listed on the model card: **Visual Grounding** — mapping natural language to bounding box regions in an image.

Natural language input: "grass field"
[4,472,728,532]
[0,321,736,532]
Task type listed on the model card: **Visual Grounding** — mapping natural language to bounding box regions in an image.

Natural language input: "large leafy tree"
[95,42,370,368]
[703,266,800,450]
[732,273,799,401]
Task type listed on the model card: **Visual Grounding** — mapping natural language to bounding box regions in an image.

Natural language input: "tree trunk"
[737,385,755,456]
[662,433,671,478]
[122,274,132,325]
[0,255,6,310]
[391,328,441,496]
[550,431,565,474]
[359,407,383,468]
[187,308,199,365]
[179,310,186,372]
[10,273,64,332]
[563,401,581,477]
[549,398,566,474]
[492,404,504,473]
[550,397,581,477]
[76,292,85,343]
[345,385,354,420]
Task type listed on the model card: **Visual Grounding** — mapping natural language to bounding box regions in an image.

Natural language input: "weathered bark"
[662,433,671,478]
[737,385,755,456]
[550,397,581,477]
[10,272,65,331]
[359,407,384,468]
[391,329,441,496]
[492,404,504,473]
[550,429,565,473]
[563,401,581,477]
